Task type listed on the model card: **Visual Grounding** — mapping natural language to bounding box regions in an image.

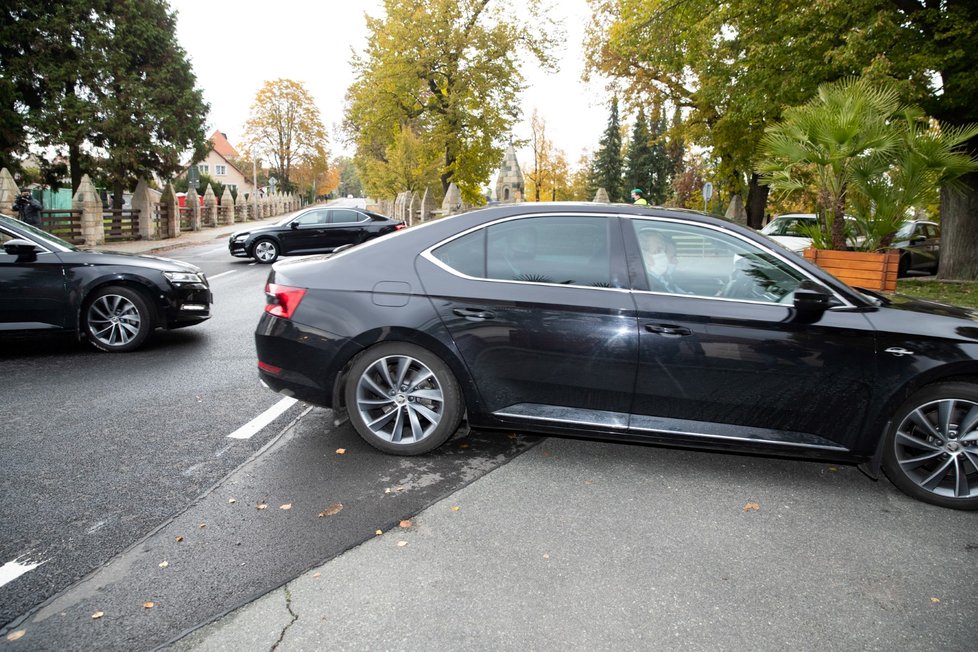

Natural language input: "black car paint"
[228,207,403,259]
[255,203,978,468]
[0,214,211,337]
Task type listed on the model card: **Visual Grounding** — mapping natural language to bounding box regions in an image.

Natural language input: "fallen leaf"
[228,498,236,504]
[508,432,518,440]
[828,467,839,472]
[6,630,25,641]
[256,503,268,510]
[175,535,184,542]
[451,505,460,512]
[459,442,470,449]
[399,520,413,529]
[91,612,104,620]
[743,502,761,512]
[543,553,550,560]
[397,540,408,547]
[143,602,154,609]
[931,597,941,604]
[542,450,552,457]
[280,503,292,510]
[312,572,321,578]
[336,448,346,455]
[159,561,169,568]
[584,480,594,486]
[375,529,383,535]
[199,523,206,529]
[319,503,343,517]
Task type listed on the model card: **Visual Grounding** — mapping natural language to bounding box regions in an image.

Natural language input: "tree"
[345,0,558,204]
[524,109,571,202]
[0,1,208,197]
[242,79,329,194]
[334,157,364,198]
[591,97,624,202]
[623,107,653,203]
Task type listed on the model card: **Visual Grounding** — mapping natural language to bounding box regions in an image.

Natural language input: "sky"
[166,0,611,177]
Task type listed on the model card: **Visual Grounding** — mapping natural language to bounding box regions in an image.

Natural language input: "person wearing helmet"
[630,188,648,205]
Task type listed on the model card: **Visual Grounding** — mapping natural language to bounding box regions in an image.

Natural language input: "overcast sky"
[166,0,611,175]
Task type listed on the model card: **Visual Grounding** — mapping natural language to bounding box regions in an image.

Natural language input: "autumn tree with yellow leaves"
[345,0,560,205]
[242,79,329,194]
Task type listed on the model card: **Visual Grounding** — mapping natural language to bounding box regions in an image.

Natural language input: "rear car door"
[324,209,370,251]
[417,213,639,431]
[624,217,878,453]
[0,226,69,331]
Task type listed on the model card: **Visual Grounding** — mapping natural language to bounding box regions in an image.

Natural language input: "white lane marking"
[208,270,237,281]
[205,246,228,255]
[0,557,47,589]
[227,397,298,439]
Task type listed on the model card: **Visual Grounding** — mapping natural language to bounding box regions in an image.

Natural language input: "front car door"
[0,225,69,331]
[624,217,878,455]
[417,213,638,432]
[279,208,330,254]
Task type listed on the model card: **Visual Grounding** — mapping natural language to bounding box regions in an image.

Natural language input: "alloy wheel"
[893,398,978,499]
[254,240,278,263]
[88,293,143,349]
[354,354,445,445]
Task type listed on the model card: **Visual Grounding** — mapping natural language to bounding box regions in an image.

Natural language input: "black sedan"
[1,213,211,352]
[228,206,404,263]
[255,203,978,510]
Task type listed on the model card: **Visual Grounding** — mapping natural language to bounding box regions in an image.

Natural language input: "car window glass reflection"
[331,210,363,224]
[295,210,328,226]
[633,220,808,302]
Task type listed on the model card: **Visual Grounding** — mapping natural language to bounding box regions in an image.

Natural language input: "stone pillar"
[131,179,157,240]
[725,194,747,225]
[442,183,462,216]
[262,195,271,218]
[235,192,247,222]
[186,187,202,230]
[593,188,610,203]
[419,188,433,222]
[160,182,180,239]
[220,187,234,225]
[0,168,18,214]
[203,184,218,227]
[73,174,104,246]
[409,192,420,226]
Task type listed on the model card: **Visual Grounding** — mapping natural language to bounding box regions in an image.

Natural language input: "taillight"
[264,283,306,319]
[395,223,406,230]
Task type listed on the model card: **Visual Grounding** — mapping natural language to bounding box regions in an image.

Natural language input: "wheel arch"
[75,275,162,333]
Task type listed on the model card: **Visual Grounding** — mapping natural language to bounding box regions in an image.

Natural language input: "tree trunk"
[112,179,125,209]
[69,141,82,194]
[745,174,769,229]
[937,171,978,280]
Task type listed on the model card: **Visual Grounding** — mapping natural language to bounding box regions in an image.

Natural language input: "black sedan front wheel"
[882,382,978,510]
[345,343,463,455]
[252,238,279,264]
[85,286,153,352]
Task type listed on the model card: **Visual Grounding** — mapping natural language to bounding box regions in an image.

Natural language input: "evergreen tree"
[623,106,653,203]
[592,97,624,202]
[647,109,675,205]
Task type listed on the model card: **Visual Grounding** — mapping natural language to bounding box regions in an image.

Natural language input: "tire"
[85,285,154,352]
[345,342,463,455]
[881,382,978,510]
[252,238,279,263]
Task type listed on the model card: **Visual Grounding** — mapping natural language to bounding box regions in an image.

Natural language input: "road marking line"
[227,397,298,439]
[0,557,47,589]
[205,246,228,254]
[208,270,237,280]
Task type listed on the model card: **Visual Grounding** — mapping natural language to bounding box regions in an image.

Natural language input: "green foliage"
[345,0,558,204]
[173,172,232,202]
[334,157,364,198]
[592,97,624,202]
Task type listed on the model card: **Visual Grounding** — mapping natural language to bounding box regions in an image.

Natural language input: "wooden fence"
[103,209,140,242]
[39,209,84,244]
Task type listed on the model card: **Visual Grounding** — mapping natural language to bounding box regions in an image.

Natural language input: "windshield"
[895,222,913,240]
[760,217,814,236]
[0,213,77,251]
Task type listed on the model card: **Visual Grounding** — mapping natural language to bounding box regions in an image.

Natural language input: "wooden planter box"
[803,248,899,292]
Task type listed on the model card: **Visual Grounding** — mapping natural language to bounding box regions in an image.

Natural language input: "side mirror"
[290,221,299,230]
[3,238,41,261]
[791,283,834,324]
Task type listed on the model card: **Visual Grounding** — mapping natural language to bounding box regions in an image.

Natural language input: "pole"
[252,152,258,218]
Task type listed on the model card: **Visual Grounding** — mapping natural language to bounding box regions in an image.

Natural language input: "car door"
[279,208,330,254]
[625,217,877,452]
[417,214,638,430]
[323,209,369,251]
[0,227,69,330]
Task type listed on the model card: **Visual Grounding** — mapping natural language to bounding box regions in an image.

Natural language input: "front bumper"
[229,238,250,258]
[162,284,212,328]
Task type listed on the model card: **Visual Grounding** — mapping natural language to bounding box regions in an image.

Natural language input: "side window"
[330,210,364,224]
[632,220,807,302]
[431,216,614,288]
[294,209,328,225]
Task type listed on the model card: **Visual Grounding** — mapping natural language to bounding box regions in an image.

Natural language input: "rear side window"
[330,210,365,224]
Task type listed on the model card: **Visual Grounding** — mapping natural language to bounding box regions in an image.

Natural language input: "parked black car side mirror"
[791,283,835,324]
[3,238,41,261]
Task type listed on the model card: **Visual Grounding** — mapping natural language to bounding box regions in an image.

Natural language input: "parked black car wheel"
[345,343,463,455]
[85,286,153,352]
[882,382,978,510]
[253,238,279,264]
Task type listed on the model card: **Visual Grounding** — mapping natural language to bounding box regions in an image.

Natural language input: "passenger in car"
[638,229,686,294]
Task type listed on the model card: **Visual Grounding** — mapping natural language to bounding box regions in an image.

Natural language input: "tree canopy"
[345,0,559,204]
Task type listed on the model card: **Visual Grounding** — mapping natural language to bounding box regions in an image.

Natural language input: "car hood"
[62,249,203,273]
[230,223,284,239]
[864,292,978,343]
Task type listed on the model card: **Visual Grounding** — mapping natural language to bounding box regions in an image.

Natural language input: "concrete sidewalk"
[81,214,284,256]
[169,437,978,651]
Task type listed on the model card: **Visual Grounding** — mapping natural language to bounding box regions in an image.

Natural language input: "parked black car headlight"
[232,233,249,242]
[163,271,206,285]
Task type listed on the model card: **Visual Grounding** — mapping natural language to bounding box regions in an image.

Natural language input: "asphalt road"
[0,236,536,650]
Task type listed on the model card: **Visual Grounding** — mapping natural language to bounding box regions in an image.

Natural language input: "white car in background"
[760,213,865,253]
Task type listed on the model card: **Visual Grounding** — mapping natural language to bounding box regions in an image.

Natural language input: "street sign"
[702,182,713,201]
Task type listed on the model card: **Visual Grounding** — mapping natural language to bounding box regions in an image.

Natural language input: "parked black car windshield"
[0,213,77,251]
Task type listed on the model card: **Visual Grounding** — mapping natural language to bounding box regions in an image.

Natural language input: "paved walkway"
[81,214,284,256]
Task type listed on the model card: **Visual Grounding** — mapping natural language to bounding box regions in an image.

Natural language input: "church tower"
[494,144,524,203]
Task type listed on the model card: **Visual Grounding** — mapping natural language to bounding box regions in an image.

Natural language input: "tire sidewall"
[881,382,978,510]
[345,342,463,455]
[253,238,279,263]
[85,285,153,353]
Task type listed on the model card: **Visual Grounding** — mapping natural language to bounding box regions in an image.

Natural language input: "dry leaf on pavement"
[397,541,408,547]
[743,502,761,512]
[451,506,460,512]
[280,504,292,510]
[228,498,236,504]
[143,602,154,609]
[375,529,383,535]
[256,503,268,510]
[175,535,184,542]
[336,448,346,455]
[931,597,941,604]
[159,561,169,568]
[91,612,104,620]
[399,520,413,528]
[6,631,25,641]
[319,503,343,517]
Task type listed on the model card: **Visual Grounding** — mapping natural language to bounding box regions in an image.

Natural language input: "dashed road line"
[208,270,237,281]
[0,557,47,589]
[227,397,298,439]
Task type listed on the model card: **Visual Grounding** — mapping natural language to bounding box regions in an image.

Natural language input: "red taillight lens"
[395,223,406,230]
[258,360,282,375]
[264,283,307,319]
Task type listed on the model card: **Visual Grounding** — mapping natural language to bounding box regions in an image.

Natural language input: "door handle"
[645,323,691,336]
[453,307,495,321]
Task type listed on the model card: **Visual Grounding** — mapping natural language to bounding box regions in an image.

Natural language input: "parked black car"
[1,213,211,352]
[893,219,941,276]
[255,203,978,509]
[228,206,404,263]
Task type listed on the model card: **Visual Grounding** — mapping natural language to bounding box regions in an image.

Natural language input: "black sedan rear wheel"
[345,342,463,455]
[85,286,153,352]
[882,382,978,510]
[253,238,279,263]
